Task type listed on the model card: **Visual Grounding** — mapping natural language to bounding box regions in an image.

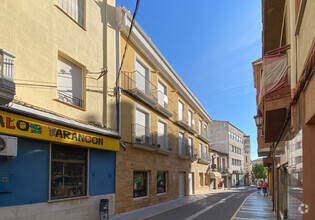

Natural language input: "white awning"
[210,172,222,179]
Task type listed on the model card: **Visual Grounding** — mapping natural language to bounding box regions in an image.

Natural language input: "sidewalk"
[109,189,231,220]
[233,190,276,220]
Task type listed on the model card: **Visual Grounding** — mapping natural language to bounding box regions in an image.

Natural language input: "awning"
[210,172,222,179]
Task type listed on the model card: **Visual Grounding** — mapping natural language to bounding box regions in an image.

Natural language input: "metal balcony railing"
[131,123,173,154]
[200,151,211,163]
[57,90,84,108]
[155,90,174,117]
[174,111,197,133]
[132,123,153,145]
[0,49,15,81]
[198,129,211,143]
[178,142,194,158]
[121,71,157,103]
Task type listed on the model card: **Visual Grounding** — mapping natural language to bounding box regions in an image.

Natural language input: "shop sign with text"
[0,110,119,151]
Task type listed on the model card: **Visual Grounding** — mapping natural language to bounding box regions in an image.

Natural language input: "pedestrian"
[262,180,268,196]
[256,180,261,193]
[219,181,223,188]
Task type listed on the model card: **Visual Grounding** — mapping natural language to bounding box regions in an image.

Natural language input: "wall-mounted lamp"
[254,115,263,127]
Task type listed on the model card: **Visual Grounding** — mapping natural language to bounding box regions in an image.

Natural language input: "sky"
[117,0,262,160]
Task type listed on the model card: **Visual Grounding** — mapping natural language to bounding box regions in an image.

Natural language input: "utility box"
[0,174,12,193]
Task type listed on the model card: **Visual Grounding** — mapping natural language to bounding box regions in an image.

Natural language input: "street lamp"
[254,115,263,127]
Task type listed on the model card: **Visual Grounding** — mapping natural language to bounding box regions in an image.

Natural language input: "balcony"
[153,90,173,118]
[198,151,211,164]
[197,129,211,143]
[131,124,173,155]
[121,71,158,108]
[174,111,197,134]
[0,49,16,105]
[178,142,196,160]
[57,90,84,108]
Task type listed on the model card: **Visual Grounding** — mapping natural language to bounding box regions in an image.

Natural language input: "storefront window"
[51,144,87,200]
[134,171,148,198]
[157,171,166,194]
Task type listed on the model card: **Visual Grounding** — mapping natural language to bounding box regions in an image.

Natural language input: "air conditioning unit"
[0,135,18,157]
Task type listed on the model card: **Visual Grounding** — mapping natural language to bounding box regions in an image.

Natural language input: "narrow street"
[141,187,256,220]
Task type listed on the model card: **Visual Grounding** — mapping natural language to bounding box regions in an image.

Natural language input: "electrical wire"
[115,0,141,89]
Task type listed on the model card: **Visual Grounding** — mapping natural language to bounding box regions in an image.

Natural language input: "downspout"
[290,0,297,89]
[103,0,108,128]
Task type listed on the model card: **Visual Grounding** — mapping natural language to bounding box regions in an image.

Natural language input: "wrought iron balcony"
[198,129,211,143]
[174,111,197,134]
[178,142,196,160]
[153,90,174,118]
[0,49,15,105]
[131,123,173,154]
[57,90,84,108]
[121,71,158,107]
[198,151,211,164]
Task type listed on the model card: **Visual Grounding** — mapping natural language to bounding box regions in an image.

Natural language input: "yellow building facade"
[0,0,119,219]
[115,6,214,213]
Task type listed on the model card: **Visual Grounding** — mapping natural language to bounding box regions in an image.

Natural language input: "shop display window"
[157,171,167,194]
[51,144,87,200]
[133,171,148,198]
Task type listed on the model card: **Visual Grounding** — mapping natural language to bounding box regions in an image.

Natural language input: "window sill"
[53,98,86,111]
[55,5,87,31]
[157,192,167,196]
[133,196,149,201]
[48,195,89,203]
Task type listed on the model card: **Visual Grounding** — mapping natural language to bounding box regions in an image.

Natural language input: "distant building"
[243,135,252,185]
[210,120,245,188]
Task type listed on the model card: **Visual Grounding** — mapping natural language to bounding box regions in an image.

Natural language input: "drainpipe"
[103,0,108,128]
[289,0,297,89]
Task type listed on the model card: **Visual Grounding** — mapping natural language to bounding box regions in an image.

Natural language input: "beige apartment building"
[115,6,214,213]
[243,135,251,186]
[0,1,120,219]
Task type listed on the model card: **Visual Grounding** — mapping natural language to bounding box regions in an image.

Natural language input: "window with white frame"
[199,120,202,135]
[134,171,148,198]
[178,101,184,121]
[157,171,167,194]
[135,58,150,94]
[204,124,207,135]
[199,143,202,157]
[178,131,185,155]
[57,55,83,108]
[157,120,167,149]
[58,0,84,26]
[135,108,150,144]
[51,144,87,200]
[157,80,168,108]
[188,110,193,127]
[188,137,193,156]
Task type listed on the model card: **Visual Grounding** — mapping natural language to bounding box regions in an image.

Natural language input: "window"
[199,173,203,186]
[157,171,167,194]
[135,58,150,94]
[157,80,168,108]
[157,120,167,149]
[57,55,83,108]
[178,101,184,120]
[222,158,226,170]
[199,120,202,135]
[58,0,84,27]
[188,110,193,126]
[217,157,220,170]
[188,137,193,156]
[134,108,150,144]
[199,143,202,157]
[204,124,207,135]
[51,144,87,200]
[178,131,185,155]
[134,171,148,198]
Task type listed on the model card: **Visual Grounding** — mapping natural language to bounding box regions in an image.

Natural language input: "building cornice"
[116,6,212,123]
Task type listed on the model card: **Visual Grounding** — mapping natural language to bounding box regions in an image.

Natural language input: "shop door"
[179,172,186,197]
[188,173,194,195]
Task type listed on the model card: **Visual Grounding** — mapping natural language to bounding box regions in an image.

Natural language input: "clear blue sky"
[117,0,262,160]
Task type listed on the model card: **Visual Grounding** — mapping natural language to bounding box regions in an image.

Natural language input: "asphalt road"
[143,187,256,220]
